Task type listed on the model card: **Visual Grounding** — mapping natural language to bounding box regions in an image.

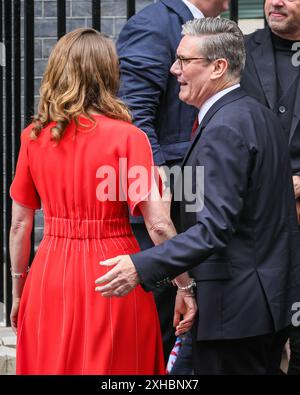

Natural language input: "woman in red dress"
[9,28,197,375]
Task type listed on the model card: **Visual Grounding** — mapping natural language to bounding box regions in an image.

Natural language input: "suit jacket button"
[279,106,286,114]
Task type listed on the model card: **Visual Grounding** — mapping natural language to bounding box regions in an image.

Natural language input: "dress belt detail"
[44,217,133,239]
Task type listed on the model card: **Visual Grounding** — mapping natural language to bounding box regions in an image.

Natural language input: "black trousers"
[192,327,289,375]
[287,226,300,375]
[131,222,176,363]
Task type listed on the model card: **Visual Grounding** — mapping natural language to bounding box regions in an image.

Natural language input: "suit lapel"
[180,88,247,168]
[160,0,194,22]
[251,28,277,111]
[171,89,247,221]
[289,73,300,143]
[180,124,204,168]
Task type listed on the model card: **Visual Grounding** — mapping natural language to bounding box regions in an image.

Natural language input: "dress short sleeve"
[10,129,41,210]
[125,128,162,217]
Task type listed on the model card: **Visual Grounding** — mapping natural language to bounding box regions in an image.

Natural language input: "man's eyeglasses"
[175,55,210,70]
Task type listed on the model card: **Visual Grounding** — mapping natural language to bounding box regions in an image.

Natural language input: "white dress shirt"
[198,84,241,125]
[182,0,204,19]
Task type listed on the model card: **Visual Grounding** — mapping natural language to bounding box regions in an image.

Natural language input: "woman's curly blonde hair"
[31,28,132,142]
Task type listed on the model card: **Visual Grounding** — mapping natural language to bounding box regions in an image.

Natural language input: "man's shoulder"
[117,3,171,42]
[117,1,187,48]
[125,0,191,27]
[244,27,271,49]
[205,90,252,122]
[223,93,272,115]
[209,94,272,126]
[127,1,170,24]
[215,95,280,138]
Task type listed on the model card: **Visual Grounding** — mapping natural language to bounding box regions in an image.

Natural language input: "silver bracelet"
[175,278,196,291]
[10,267,30,279]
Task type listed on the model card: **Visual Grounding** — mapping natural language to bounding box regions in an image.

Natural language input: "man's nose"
[170,59,181,76]
[271,0,285,7]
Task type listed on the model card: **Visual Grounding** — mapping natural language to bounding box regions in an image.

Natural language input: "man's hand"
[95,255,140,297]
[173,292,198,337]
[293,176,300,199]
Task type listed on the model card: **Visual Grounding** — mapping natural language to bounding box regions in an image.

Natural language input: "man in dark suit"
[241,0,300,187]
[241,0,300,375]
[97,17,300,374]
[117,0,229,360]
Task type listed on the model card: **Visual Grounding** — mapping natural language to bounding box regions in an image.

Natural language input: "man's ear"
[211,58,228,80]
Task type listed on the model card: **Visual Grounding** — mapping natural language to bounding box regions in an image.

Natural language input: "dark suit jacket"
[117,0,198,166]
[131,88,300,341]
[241,27,300,175]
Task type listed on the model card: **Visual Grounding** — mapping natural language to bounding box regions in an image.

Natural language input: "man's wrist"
[130,254,143,285]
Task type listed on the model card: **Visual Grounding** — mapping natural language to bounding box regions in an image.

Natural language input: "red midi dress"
[10,114,165,375]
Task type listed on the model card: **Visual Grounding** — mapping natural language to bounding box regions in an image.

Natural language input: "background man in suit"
[241,0,300,375]
[96,17,300,375]
[117,0,230,360]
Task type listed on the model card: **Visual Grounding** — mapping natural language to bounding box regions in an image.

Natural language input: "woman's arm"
[138,198,176,245]
[9,201,35,332]
[139,195,194,288]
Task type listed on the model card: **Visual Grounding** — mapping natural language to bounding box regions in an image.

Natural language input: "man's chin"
[178,92,188,104]
[268,19,290,34]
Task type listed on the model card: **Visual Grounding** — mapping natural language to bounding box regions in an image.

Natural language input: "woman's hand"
[10,297,21,335]
[173,291,198,337]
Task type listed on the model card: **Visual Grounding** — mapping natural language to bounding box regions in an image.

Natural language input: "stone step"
[0,328,16,375]
[0,346,16,375]
[0,327,16,339]
[1,336,17,348]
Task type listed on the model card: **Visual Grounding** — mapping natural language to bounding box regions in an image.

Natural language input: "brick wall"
[20,0,156,115]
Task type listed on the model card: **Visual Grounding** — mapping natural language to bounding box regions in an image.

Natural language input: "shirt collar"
[182,0,204,19]
[198,84,241,125]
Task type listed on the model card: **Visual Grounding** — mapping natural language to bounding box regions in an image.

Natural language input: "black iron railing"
[0,0,239,324]
[57,0,66,39]
[230,0,239,22]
